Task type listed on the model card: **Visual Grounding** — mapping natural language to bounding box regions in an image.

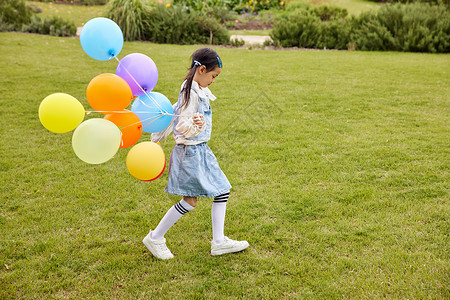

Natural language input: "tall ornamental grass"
[106,0,151,41]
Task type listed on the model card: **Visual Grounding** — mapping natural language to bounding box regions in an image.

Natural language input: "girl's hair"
[180,48,222,111]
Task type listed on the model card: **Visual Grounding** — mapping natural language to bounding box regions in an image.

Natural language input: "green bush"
[351,2,450,53]
[21,15,76,36]
[366,0,449,6]
[144,5,229,45]
[107,3,230,45]
[32,0,108,5]
[0,0,33,29]
[171,0,237,25]
[106,0,152,41]
[173,0,284,14]
[270,2,449,53]
[270,5,350,49]
[0,0,76,36]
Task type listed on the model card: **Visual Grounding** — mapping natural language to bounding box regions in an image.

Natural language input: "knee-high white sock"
[212,192,229,244]
[151,199,194,240]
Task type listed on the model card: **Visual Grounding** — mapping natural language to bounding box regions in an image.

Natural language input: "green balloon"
[72,118,121,164]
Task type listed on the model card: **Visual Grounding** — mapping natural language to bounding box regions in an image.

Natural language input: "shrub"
[174,0,284,14]
[351,2,450,53]
[143,5,229,45]
[317,17,351,49]
[32,0,108,5]
[0,0,33,29]
[365,0,449,6]
[270,2,449,53]
[172,0,237,25]
[21,15,77,36]
[106,0,152,41]
[270,5,350,49]
[0,0,76,36]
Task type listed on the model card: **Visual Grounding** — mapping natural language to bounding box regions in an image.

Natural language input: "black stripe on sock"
[214,192,229,198]
[214,192,230,203]
[174,202,189,214]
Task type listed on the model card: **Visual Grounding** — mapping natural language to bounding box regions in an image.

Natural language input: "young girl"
[143,48,249,260]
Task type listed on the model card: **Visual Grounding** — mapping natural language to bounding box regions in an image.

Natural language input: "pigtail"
[180,64,198,111]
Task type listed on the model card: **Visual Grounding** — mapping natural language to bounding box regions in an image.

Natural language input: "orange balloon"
[104,110,143,148]
[86,73,132,113]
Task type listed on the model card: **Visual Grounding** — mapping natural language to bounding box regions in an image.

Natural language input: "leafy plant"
[270,5,350,49]
[351,2,450,52]
[106,0,152,41]
[21,15,76,36]
[0,0,33,29]
[0,0,76,36]
[270,2,449,52]
[173,0,284,14]
[32,0,108,5]
[143,5,229,45]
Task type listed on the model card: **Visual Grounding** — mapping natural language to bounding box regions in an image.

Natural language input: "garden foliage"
[106,0,151,41]
[366,0,449,5]
[107,2,230,45]
[0,0,76,36]
[173,0,284,13]
[350,2,450,52]
[270,4,350,49]
[31,0,108,5]
[270,2,450,53]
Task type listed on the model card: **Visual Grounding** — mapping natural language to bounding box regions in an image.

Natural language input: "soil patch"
[233,19,272,30]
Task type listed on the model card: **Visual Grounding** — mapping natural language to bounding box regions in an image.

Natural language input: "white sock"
[151,199,194,240]
[212,192,229,244]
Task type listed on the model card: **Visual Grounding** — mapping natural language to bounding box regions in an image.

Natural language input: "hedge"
[107,1,230,45]
[270,2,450,53]
[0,0,76,36]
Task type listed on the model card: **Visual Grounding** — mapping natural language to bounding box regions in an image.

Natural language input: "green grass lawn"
[1,32,449,298]
[28,1,106,27]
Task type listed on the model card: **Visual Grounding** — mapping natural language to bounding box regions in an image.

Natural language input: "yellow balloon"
[72,119,122,164]
[126,142,166,181]
[39,93,85,133]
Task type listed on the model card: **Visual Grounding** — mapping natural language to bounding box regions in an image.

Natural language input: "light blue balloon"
[131,92,173,133]
[80,17,123,61]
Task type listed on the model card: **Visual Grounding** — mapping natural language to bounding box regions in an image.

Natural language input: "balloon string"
[114,56,168,115]
[85,110,189,117]
[119,113,165,131]
[86,110,168,114]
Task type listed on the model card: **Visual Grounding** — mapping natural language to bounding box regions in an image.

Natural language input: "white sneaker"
[211,236,249,256]
[143,230,174,260]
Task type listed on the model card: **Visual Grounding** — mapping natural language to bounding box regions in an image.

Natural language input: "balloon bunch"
[38,17,173,181]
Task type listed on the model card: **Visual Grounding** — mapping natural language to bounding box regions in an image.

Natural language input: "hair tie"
[217,57,222,68]
[193,60,202,67]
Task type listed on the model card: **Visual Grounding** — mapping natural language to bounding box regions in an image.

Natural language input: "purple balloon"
[116,53,158,96]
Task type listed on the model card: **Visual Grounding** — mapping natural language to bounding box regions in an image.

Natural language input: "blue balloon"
[131,92,173,133]
[80,18,123,61]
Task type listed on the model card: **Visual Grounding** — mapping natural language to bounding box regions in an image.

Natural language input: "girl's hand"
[193,113,205,128]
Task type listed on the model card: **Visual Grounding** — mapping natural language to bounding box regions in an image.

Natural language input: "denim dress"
[165,85,232,198]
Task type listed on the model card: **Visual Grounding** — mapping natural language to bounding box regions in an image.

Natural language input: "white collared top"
[151,80,216,145]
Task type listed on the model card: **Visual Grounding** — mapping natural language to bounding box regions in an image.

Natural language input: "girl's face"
[194,66,222,88]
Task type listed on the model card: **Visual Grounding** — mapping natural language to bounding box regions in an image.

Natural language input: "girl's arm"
[175,93,206,138]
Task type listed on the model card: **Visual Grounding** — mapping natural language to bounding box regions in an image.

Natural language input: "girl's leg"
[211,192,229,244]
[152,197,196,240]
[143,197,196,260]
[211,192,249,255]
